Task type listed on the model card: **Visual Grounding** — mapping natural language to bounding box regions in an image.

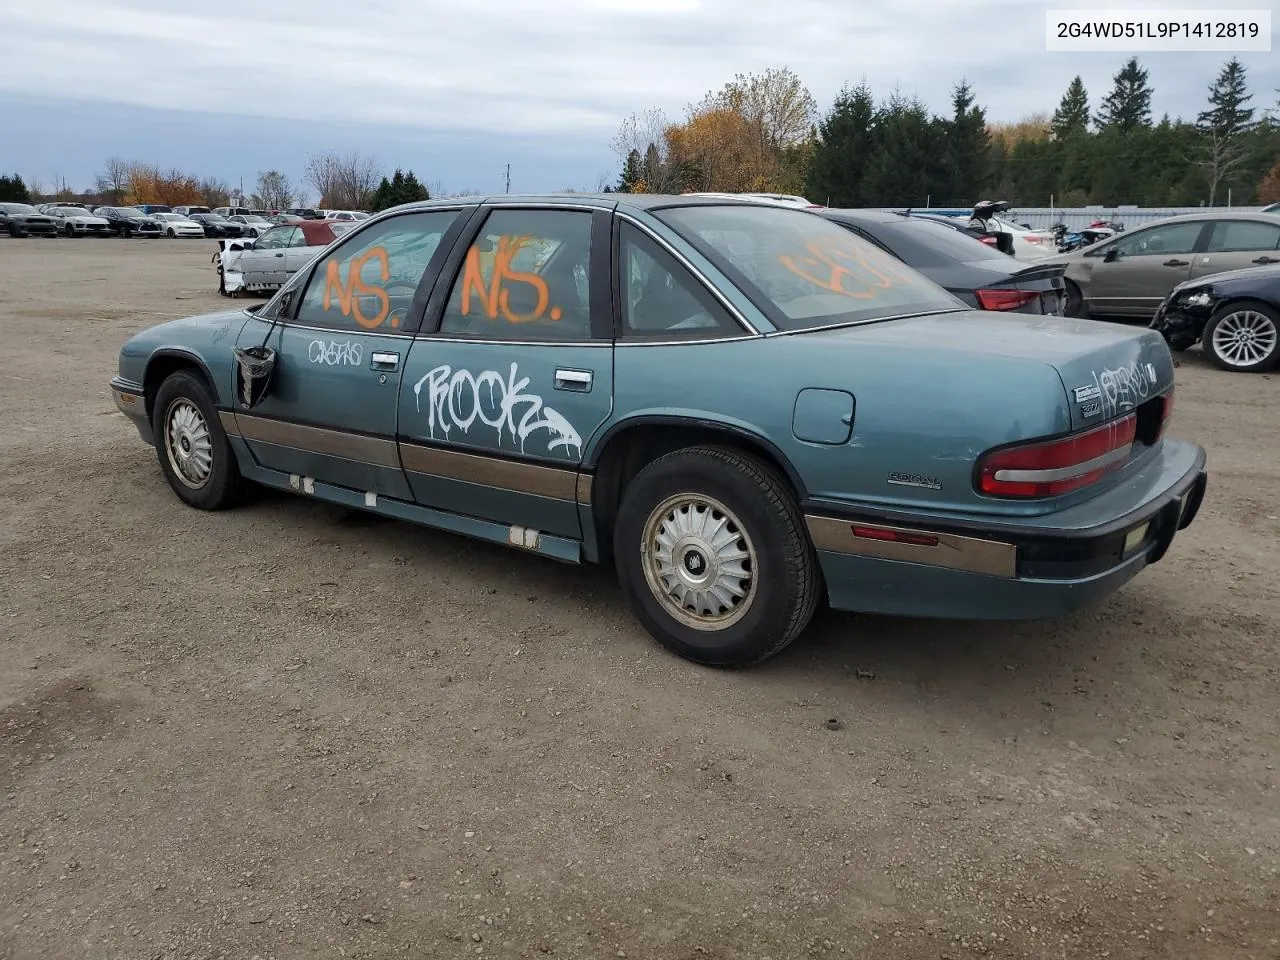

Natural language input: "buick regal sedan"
[110,194,1208,667]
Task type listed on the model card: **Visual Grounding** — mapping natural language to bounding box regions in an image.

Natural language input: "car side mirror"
[1103,247,1120,263]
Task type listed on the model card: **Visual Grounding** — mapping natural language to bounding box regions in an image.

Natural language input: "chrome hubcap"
[641,494,756,631]
[1212,311,1277,367]
[164,398,213,488]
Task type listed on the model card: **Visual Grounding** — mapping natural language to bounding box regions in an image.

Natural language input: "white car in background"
[226,213,275,237]
[985,215,1057,260]
[44,205,113,237]
[152,212,206,238]
[323,210,371,221]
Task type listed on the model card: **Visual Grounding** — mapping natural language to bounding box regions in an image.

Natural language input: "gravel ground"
[1,239,1278,960]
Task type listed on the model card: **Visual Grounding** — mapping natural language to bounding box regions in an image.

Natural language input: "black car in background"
[820,209,1066,315]
[188,213,245,238]
[1151,263,1280,372]
[93,206,163,237]
[0,202,59,237]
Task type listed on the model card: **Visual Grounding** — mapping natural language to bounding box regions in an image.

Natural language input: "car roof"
[820,208,911,225]
[1135,211,1280,226]
[384,193,815,216]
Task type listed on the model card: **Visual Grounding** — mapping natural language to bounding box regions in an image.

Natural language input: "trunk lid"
[803,310,1175,433]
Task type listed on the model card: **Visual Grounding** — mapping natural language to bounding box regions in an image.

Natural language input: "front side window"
[655,204,962,331]
[1206,219,1280,253]
[438,208,593,340]
[618,222,740,338]
[295,210,459,332]
[254,226,294,249]
[1112,222,1205,258]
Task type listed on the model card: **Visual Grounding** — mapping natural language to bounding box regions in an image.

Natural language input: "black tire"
[613,445,820,668]
[167,228,176,238]
[64,224,76,238]
[151,371,247,510]
[1201,300,1280,373]
[1063,280,1086,318]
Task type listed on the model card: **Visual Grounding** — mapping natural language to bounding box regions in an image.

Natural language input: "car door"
[398,203,613,540]
[1187,218,1280,281]
[284,225,323,278]
[1084,220,1210,316]
[227,208,468,499]
[243,225,295,286]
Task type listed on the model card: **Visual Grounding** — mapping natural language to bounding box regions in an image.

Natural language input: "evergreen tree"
[942,80,989,202]
[1197,57,1255,138]
[369,168,430,211]
[804,82,877,206]
[1094,57,1153,133]
[0,173,31,203]
[1051,77,1090,140]
[617,148,643,192]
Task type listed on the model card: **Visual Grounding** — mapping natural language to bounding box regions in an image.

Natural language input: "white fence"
[869,205,1276,230]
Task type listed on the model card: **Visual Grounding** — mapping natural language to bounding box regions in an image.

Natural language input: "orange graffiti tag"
[323,247,391,329]
[461,235,563,324]
[779,239,918,300]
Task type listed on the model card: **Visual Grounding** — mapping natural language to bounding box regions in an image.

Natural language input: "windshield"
[1,203,38,214]
[120,209,145,219]
[655,205,963,330]
[853,217,1011,267]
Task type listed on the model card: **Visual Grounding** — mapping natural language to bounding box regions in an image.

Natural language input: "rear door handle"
[274,252,284,258]
[1163,259,1189,267]
[1253,256,1279,264]
[554,368,592,391]
[370,351,399,371]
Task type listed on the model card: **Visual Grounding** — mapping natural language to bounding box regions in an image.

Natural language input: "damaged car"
[214,219,351,296]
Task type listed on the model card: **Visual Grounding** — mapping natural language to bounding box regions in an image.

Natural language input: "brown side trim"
[576,473,593,505]
[805,515,1017,579]
[230,413,400,469]
[401,443,579,502]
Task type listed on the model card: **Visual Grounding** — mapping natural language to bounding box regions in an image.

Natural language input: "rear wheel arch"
[143,351,219,420]
[585,417,808,562]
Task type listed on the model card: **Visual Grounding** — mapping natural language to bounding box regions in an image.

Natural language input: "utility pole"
[505,164,510,194]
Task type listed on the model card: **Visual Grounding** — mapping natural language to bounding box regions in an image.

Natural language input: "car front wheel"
[152,371,246,509]
[614,445,820,667]
[1202,300,1280,372]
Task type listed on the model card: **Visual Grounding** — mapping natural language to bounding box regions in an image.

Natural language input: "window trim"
[1095,220,1212,259]
[417,203,611,345]
[278,206,477,336]
[612,218,750,343]
[1206,218,1280,253]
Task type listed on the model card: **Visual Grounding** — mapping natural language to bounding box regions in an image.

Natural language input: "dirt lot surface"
[1,238,1277,960]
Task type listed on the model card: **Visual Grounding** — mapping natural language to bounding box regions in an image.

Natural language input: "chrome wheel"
[164,398,213,489]
[640,494,757,631]
[1211,310,1278,368]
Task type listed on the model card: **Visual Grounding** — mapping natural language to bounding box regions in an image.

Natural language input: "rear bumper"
[806,439,1206,620]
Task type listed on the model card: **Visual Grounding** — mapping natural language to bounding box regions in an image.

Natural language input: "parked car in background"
[1260,201,1280,214]
[188,213,244,238]
[216,219,349,295]
[1045,212,1280,320]
[268,213,306,225]
[283,207,322,219]
[94,206,164,237]
[821,209,1066,314]
[1151,262,1280,372]
[227,213,275,237]
[172,205,212,218]
[45,205,113,237]
[0,202,59,237]
[134,204,172,216]
[112,193,1205,668]
[152,212,207,238]
[324,210,371,221]
[904,211,1015,255]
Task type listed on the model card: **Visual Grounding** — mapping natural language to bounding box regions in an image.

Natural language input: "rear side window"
[871,219,1011,267]
[1206,220,1280,253]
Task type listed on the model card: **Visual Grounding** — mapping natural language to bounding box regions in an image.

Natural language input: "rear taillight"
[977,414,1138,498]
[979,235,998,246]
[1156,387,1174,438]
[975,288,1039,311]
[1024,235,1043,244]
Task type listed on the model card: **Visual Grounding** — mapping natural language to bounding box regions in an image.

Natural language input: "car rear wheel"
[166,228,176,238]
[1202,300,1280,372]
[613,445,820,668]
[1064,280,1085,318]
[64,224,76,237]
[152,371,247,510]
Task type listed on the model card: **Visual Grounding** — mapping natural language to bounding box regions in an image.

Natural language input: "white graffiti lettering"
[411,362,583,458]
[1092,361,1154,418]
[307,339,363,367]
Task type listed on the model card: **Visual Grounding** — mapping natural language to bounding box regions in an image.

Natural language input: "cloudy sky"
[0,0,1275,198]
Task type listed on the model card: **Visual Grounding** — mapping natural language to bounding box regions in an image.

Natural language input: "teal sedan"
[111,194,1207,667]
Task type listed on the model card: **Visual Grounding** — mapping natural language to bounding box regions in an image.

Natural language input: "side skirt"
[228,437,582,564]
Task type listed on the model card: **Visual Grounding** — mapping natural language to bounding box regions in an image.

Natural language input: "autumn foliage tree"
[1259,160,1280,203]
[123,164,202,205]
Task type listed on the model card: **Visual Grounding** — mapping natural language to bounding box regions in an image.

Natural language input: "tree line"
[612,59,1280,208]
[4,152,473,212]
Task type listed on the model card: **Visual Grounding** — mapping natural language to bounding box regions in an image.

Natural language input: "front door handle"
[1163,259,1189,267]
[370,351,399,371]
[274,252,284,258]
[1253,256,1279,265]
[554,368,593,391]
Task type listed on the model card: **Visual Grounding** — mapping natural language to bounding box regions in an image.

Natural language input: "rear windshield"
[655,205,962,330]
[863,217,1011,267]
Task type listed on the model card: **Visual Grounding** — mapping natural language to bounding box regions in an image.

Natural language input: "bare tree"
[95,156,130,203]
[252,170,297,210]
[1195,130,1251,206]
[199,177,232,207]
[304,150,382,209]
[611,108,679,192]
